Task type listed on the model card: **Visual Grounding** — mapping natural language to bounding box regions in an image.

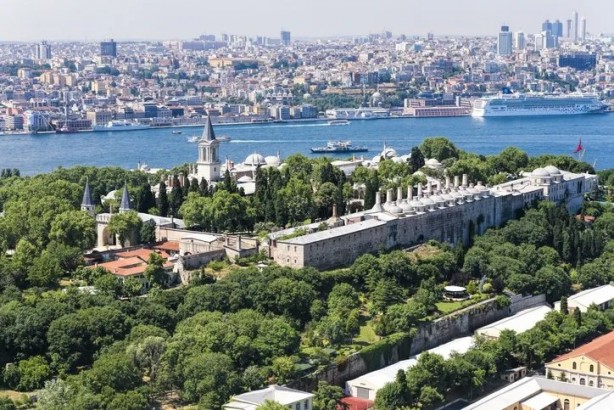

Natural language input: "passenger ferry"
[92,120,151,132]
[311,140,368,154]
[472,93,607,117]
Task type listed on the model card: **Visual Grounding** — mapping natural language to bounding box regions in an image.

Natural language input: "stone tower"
[196,116,221,184]
[81,178,95,217]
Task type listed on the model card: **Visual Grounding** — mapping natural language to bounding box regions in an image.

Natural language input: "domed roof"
[244,153,266,166]
[544,165,561,175]
[237,175,253,183]
[412,170,425,177]
[400,199,413,213]
[264,155,281,166]
[425,158,442,167]
[421,197,435,206]
[372,91,382,98]
[430,194,445,203]
[442,193,455,201]
[385,203,403,214]
[532,168,550,177]
[381,147,397,159]
[410,199,424,208]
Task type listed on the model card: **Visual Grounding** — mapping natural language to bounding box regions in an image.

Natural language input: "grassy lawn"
[436,300,465,314]
[0,389,26,401]
[353,321,380,345]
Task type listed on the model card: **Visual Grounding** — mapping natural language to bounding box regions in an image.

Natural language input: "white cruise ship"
[471,93,607,117]
[92,120,151,132]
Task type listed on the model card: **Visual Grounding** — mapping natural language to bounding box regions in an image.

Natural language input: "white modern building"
[346,336,474,401]
[554,284,614,313]
[462,376,614,410]
[475,305,552,340]
[223,385,314,410]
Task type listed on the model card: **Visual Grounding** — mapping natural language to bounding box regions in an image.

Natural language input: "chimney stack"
[454,175,460,188]
[462,174,468,187]
[407,185,413,201]
[417,183,423,197]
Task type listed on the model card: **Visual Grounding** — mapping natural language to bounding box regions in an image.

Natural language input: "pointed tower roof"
[119,184,131,212]
[201,116,216,141]
[81,178,93,208]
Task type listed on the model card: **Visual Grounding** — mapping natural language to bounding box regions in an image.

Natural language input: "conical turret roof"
[81,178,93,207]
[201,116,216,141]
[119,184,131,211]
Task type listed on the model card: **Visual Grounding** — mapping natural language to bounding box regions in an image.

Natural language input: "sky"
[1,0,612,41]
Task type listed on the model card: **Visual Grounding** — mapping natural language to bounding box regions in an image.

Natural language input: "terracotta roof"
[549,331,614,369]
[340,397,373,410]
[115,249,170,260]
[153,241,180,252]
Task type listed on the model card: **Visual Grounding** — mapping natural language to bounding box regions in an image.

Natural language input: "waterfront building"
[546,331,614,390]
[270,166,597,270]
[497,25,513,56]
[100,39,117,57]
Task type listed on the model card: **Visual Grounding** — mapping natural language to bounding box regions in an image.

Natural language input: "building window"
[303,400,308,410]
[573,362,577,370]
[590,365,594,372]
[580,378,586,385]
[589,380,594,386]
[564,399,570,410]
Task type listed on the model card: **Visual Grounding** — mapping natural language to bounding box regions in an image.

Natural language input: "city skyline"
[1,0,611,41]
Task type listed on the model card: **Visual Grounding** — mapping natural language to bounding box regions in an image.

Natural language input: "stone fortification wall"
[289,294,546,391]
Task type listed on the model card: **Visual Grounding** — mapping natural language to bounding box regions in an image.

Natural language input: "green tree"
[313,381,345,410]
[49,210,97,250]
[143,252,167,288]
[419,137,459,161]
[28,250,63,287]
[13,355,52,391]
[410,146,426,173]
[157,181,169,216]
[108,211,143,247]
[139,220,157,244]
[259,401,289,410]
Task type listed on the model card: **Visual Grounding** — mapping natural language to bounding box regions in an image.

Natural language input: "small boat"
[172,130,183,135]
[217,135,231,142]
[187,136,199,143]
[328,119,350,126]
[311,140,368,154]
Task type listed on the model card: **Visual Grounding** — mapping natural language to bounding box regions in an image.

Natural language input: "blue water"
[1,115,613,176]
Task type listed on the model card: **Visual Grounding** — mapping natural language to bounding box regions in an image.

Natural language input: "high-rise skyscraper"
[34,41,51,60]
[581,17,587,41]
[553,20,563,37]
[497,25,513,56]
[280,31,291,46]
[100,39,117,57]
[566,19,572,38]
[542,20,552,33]
[573,11,579,42]
[514,32,526,50]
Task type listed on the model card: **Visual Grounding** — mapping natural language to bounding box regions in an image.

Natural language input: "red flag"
[573,138,584,154]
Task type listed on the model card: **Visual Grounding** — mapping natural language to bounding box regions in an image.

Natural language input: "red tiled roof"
[153,241,180,252]
[549,331,614,369]
[340,397,373,410]
[115,249,170,260]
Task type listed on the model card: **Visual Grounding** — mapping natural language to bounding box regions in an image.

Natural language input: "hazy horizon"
[1,0,612,42]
